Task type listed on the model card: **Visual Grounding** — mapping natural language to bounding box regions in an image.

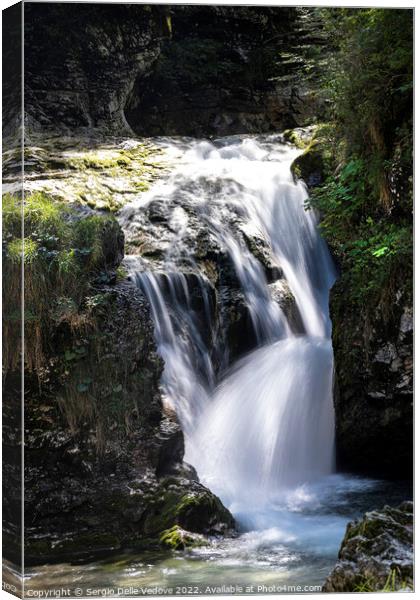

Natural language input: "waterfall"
[122,134,337,511]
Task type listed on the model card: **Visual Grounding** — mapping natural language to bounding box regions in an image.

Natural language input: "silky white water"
[124,134,337,511]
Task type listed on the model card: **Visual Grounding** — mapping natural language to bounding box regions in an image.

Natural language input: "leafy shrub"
[309,9,413,323]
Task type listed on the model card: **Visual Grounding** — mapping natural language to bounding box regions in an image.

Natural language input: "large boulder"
[323,502,413,592]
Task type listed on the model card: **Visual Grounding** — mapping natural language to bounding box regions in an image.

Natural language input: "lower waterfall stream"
[17,136,411,594]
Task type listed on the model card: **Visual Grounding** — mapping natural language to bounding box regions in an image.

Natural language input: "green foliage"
[2,192,122,374]
[310,9,413,319]
[116,265,128,282]
[319,8,413,206]
[312,161,412,310]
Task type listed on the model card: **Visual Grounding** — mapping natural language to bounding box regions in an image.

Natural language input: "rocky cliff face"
[23,4,323,138]
[126,6,324,137]
[331,286,413,478]
[24,4,168,134]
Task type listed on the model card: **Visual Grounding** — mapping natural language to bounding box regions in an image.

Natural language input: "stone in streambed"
[323,502,413,592]
[143,479,235,538]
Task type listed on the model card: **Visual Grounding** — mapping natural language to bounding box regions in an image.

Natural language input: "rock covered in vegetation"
[2,136,171,212]
[323,502,413,592]
[306,10,413,478]
[160,526,207,551]
[2,192,235,566]
[290,139,325,188]
[288,124,413,478]
[287,125,327,188]
[142,479,235,540]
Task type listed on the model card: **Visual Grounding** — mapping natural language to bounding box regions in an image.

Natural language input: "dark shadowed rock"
[331,284,413,478]
[24,4,168,133]
[291,140,325,188]
[126,6,326,137]
[22,5,326,138]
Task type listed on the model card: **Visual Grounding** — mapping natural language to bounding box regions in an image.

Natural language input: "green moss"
[143,491,180,534]
[12,139,168,213]
[175,490,234,532]
[69,153,132,171]
[283,129,308,149]
[142,485,234,537]
[159,526,207,550]
[134,181,150,192]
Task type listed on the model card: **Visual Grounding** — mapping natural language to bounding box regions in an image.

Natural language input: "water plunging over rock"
[191,336,335,504]
[121,134,337,511]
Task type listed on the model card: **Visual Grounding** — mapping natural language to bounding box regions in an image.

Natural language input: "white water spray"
[122,134,337,509]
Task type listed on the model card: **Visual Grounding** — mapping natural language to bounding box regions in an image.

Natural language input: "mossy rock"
[143,484,235,536]
[4,136,169,213]
[291,140,325,188]
[176,490,235,534]
[283,128,310,149]
[159,526,207,550]
[343,503,413,548]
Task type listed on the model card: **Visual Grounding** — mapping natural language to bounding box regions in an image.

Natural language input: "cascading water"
[122,133,338,511]
[23,135,411,593]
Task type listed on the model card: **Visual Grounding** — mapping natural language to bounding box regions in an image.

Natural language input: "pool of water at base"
[5,474,412,596]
